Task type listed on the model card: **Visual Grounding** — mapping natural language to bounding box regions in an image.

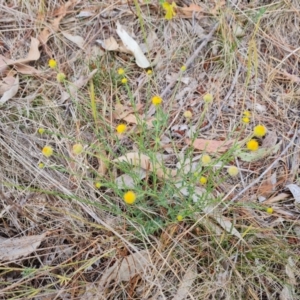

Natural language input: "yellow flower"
[94,182,101,189]
[243,111,251,118]
[118,68,125,75]
[121,78,127,84]
[183,110,192,119]
[177,215,183,221]
[227,166,239,177]
[152,95,162,106]
[38,128,45,134]
[42,145,53,157]
[72,143,83,155]
[253,124,267,137]
[199,176,207,185]
[180,65,187,72]
[201,154,211,165]
[203,93,213,103]
[242,117,250,124]
[116,124,127,134]
[123,191,136,205]
[162,1,177,20]
[57,72,66,83]
[266,207,273,214]
[38,162,45,169]
[48,59,57,69]
[246,139,259,151]
[147,69,153,75]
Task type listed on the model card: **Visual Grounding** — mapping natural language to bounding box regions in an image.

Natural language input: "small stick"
[222,127,298,212]
[161,22,219,99]
[200,62,242,132]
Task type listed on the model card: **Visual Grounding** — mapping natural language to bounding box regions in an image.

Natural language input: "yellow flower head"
[180,65,187,72]
[48,59,57,69]
[38,162,45,169]
[177,215,183,221]
[123,191,136,205]
[121,78,128,84]
[57,72,66,83]
[147,69,153,75]
[118,68,125,75]
[246,139,259,151]
[242,117,250,124]
[116,124,127,134]
[152,95,162,106]
[199,176,207,185]
[266,207,273,214]
[203,93,213,103]
[227,166,239,177]
[162,1,177,20]
[94,182,101,189]
[201,154,211,165]
[72,143,83,155]
[42,145,53,157]
[183,110,192,119]
[253,124,267,138]
[38,128,45,134]
[243,111,251,118]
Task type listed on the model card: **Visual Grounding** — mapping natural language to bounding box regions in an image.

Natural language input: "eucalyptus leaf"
[235,143,281,162]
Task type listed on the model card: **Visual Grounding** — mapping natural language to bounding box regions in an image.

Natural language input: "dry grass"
[1,0,300,299]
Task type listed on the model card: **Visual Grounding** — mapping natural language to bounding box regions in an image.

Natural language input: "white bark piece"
[116,22,150,68]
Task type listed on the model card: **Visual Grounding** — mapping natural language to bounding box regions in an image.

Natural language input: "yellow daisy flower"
[42,145,53,157]
[123,191,136,205]
[162,1,177,20]
[152,95,162,106]
[246,139,259,151]
[253,124,267,137]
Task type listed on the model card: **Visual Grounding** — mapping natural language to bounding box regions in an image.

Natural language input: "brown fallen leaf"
[0,75,16,95]
[123,114,154,128]
[113,152,177,179]
[177,3,204,19]
[38,0,78,45]
[186,138,234,153]
[0,232,47,261]
[0,37,40,73]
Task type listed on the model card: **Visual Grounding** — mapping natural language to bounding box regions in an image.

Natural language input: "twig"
[200,62,242,132]
[222,127,298,212]
[161,22,219,99]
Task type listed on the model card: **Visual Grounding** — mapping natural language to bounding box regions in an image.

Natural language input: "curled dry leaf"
[82,250,150,298]
[96,36,120,51]
[0,232,47,261]
[116,22,150,68]
[286,184,300,204]
[202,205,244,240]
[173,265,197,300]
[60,69,98,103]
[113,152,177,179]
[0,75,19,105]
[115,167,146,189]
[62,31,85,49]
[186,138,234,153]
